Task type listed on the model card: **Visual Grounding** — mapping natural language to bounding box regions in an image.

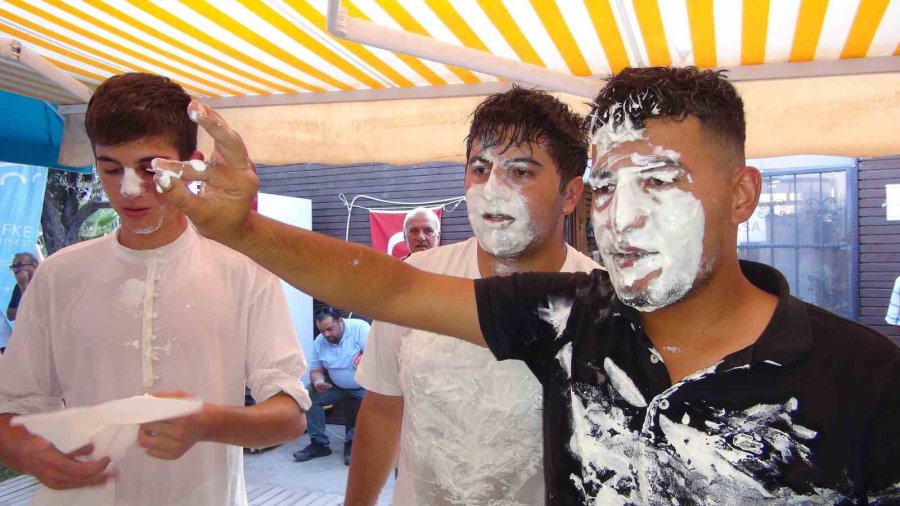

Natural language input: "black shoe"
[293,442,332,462]
[344,442,352,466]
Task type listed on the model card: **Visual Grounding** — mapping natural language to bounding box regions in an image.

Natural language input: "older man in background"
[402,207,440,255]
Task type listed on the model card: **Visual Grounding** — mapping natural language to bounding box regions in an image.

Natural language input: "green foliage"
[79,207,119,241]
[0,464,19,482]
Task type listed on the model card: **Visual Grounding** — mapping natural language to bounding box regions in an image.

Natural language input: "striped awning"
[0,53,83,104]
[0,1,898,164]
[2,0,898,103]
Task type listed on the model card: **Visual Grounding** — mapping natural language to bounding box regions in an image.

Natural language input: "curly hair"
[85,73,197,159]
[466,85,588,189]
[588,67,745,160]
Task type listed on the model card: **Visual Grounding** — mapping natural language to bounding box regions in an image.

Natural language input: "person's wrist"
[194,402,218,443]
[232,210,257,246]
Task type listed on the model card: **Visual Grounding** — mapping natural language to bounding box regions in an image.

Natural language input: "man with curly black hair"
[348,86,599,505]
[157,67,899,505]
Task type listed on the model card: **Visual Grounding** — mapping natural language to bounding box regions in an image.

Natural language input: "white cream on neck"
[131,216,165,235]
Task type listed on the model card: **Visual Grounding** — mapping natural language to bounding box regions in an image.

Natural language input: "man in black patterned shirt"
[157,67,900,505]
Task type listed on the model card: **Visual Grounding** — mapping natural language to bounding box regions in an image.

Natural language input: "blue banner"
[0,163,47,324]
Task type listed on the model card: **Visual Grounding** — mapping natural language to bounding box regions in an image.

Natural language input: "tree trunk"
[65,200,111,245]
[41,192,67,255]
[40,175,112,255]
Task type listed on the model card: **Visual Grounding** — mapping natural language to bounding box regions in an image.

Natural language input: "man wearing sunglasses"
[3,252,39,353]
[6,253,39,323]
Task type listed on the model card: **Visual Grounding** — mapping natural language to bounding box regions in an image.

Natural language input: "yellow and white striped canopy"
[1,0,898,163]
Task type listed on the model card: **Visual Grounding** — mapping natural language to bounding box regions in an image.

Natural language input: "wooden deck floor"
[0,476,348,505]
[246,484,346,505]
[0,475,38,506]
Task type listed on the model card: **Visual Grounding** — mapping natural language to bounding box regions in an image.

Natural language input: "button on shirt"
[475,261,900,504]
[310,318,369,390]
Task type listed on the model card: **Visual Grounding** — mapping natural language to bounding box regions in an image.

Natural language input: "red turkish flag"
[370,208,442,258]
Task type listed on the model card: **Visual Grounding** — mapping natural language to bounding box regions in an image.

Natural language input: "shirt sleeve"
[355,320,403,396]
[884,277,900,325]
[356,319,371,352]
[474,270,604,379]
[244,271,311,411]
[308,337,323,371]
[0,268,65,415]
[863,362,900,501]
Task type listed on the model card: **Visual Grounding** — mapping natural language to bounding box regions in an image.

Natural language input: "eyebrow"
[639,161,683,173]
[502,156,541,167]
[95,155,170,165]
[469,155,493,165]
[468,155,542,168]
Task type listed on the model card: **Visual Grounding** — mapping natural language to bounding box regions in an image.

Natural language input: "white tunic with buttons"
[0,226,310,505]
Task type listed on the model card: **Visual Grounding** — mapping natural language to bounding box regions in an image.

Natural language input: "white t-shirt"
[0,226,310,506]
[356,237,600,505]
[885,276,900,325]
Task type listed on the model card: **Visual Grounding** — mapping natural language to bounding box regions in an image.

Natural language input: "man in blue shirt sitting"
[294,306,369,465]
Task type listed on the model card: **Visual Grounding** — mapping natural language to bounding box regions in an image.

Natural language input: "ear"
[188,150,204,161]
[731,166,762,224]
[560,175,585,216]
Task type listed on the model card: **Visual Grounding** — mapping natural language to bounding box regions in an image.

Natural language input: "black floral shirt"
[475,261,900,505]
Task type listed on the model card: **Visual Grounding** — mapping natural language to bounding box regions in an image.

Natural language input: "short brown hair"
[466,85,588,189]
[85,73,197,159]
[588,67,746,161]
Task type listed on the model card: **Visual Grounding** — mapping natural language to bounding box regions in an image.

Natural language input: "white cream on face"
[120,167,144,197]
[131,216,165,235]
[588,107,706,312]
[149,158,185,193]
[466,157,536,258]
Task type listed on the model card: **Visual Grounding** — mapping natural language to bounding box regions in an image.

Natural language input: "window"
[738,156,858,319]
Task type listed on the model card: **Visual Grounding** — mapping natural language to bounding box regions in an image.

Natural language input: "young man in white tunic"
[347,87,600,505]
[0,73,311,506]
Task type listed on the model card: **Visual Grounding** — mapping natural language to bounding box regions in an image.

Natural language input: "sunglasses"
[9,262,36,272]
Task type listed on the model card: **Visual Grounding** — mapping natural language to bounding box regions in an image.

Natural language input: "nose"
[609,180,647,234]
[482,170,506,200]
[120,167,146,198]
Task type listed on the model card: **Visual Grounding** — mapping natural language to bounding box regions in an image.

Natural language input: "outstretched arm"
[151,102,485,347]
